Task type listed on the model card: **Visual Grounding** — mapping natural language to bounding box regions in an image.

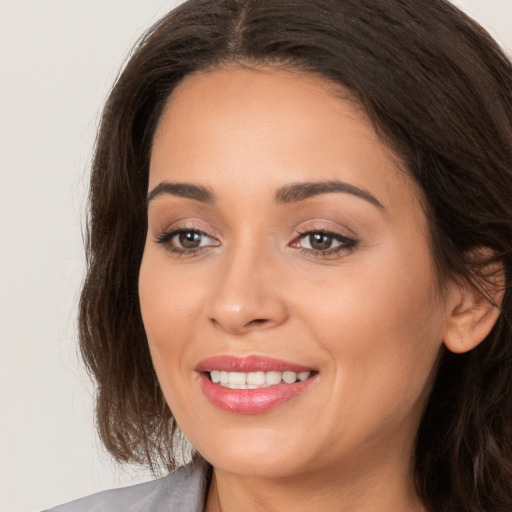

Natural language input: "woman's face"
[139,67,454,480]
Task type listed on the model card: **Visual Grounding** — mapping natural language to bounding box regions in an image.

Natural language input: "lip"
[195,354,315,373]
[195,355,318,414]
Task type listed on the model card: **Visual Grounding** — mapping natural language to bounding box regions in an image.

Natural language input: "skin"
[138,66,485,511]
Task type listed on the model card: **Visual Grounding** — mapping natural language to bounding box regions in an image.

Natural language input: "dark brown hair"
[79,1,512,510]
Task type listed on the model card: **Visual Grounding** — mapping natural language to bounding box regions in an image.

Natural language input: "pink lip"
[195,355,318,414]
[195,355,314,373]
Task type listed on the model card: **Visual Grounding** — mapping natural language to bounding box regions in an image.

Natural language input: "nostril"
[249,319,268,325]
[208,316,272,334]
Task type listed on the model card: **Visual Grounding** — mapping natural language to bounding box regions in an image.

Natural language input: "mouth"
[195,355,318,413]
[207,369,313,389]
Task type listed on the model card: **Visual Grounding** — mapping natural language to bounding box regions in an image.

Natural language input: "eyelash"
[155,226,218,257]
[292,228,358,258]
[155,227,358,259]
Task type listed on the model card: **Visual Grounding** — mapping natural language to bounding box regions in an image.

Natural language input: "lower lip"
[198,373,317,414]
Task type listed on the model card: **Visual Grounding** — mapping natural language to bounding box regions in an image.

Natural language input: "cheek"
[138,250,204,427]
[139,250,194,375]
[305,241,444,417]
[139,245,204,338]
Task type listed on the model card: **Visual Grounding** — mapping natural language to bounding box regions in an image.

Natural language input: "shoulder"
[42,459,210,512]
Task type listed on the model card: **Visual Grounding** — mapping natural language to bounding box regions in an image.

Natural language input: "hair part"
[80,1,512,509]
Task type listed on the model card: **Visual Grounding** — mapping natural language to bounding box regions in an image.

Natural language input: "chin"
[192,429,316,478]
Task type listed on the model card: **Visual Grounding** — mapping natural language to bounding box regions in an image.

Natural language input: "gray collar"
[45,457,211,512]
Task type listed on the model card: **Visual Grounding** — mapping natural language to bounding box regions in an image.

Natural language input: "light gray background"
[0,2,510,511]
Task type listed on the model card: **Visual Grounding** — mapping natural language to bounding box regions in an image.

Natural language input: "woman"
[46,0,512,510]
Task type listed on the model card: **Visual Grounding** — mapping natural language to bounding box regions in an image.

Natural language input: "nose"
[206,244,289,335]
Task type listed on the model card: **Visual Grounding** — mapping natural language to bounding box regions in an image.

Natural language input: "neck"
[204,453,425,512]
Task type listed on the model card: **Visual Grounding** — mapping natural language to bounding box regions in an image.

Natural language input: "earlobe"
[443,265,504,354]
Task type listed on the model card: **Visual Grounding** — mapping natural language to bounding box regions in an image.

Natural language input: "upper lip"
[195,355,316,373]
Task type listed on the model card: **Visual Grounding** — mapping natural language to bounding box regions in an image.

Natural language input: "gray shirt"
[43,459,210,512]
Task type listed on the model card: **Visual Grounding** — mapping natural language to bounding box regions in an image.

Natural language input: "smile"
[209,370,311,389]
[196,355,318,413]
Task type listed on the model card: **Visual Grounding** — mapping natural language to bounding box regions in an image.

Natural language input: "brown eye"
[291,229,357,257]
[308,233,334,250]
[155,228,219,255]
[178,231,202,249]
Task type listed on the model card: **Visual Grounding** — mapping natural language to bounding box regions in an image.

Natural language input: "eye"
[176,230,206,249]
[302,232,339,251]
[290,229,357,257]
[155,228,219,255]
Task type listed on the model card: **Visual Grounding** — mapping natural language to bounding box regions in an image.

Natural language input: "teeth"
[266,371,282,386]
[209,370,312,389]
[229,372,246,386]
[247,371,266,386]
[282,371,297,384]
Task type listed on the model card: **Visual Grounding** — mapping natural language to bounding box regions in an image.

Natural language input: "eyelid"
[289,226,358,258]
[153,221,221,257]
[292,228,356,246]
[152,218,220,241]
[292,219,356,240]
[155,225,214,240]
[156,228,218,245]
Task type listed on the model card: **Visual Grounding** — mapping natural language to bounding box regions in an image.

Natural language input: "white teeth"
[229,372,246,386]
[266,371,282,386]
[209,370,312,389]
[297,371,310,381]
[247,371,266,386]
[282,371,297,384]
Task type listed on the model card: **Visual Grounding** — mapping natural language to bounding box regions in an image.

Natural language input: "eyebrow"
[275,180,384,209]
[147,179,384,209]
[147,182,215,204]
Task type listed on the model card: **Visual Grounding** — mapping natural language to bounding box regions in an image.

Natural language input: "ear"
[443,260,504,354]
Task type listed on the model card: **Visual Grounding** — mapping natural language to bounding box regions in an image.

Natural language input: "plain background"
[0,1,510,511]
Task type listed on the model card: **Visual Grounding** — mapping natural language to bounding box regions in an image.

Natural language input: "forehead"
[154,66,371,155]
[150,65,419,215]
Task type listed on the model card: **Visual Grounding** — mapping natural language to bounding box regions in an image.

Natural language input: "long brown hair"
[79,1,512,510]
